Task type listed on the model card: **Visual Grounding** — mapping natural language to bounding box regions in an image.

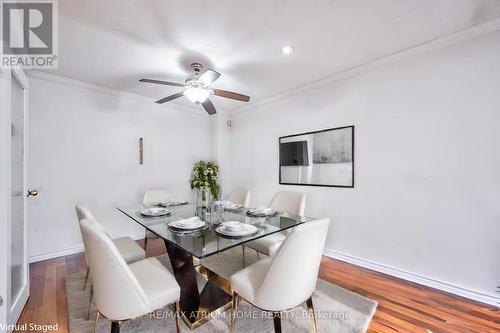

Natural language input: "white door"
[0,66,30,331]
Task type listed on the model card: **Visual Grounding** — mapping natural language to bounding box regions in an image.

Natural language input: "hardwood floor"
[17,239,499,332]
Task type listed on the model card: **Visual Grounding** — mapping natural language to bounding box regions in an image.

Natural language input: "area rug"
[66,247,377,332]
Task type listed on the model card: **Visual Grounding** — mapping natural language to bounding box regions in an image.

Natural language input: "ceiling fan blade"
[198,69,221,86]
[201,99,217,115]
[139,79,185,87]
[212,89,250,102]
[155,92,184,104]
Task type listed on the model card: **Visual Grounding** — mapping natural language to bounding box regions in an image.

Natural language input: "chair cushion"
[245,233,286,256]
[129,257,180,311]
[230,257,272,303]
[112,237,146,264]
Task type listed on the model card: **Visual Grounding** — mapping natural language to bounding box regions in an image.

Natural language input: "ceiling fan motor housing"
[191,62,203,73]
[185,63,205,86]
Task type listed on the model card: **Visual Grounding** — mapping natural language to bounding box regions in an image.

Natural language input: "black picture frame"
[278,125,355,188]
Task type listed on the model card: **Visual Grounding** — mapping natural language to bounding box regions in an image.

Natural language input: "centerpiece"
[190,160,220,208]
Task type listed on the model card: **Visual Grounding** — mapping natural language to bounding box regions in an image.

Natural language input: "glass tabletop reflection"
[117,203,314,259]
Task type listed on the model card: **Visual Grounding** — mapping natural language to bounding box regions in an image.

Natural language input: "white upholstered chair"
[230,218,329,333]
[244,191,306,260]
[142,189,177,251]
[75,205,145,287]
[268,191,306,216]
[80,218,181,333]
[227,189,251,207]
[75,205,146,319]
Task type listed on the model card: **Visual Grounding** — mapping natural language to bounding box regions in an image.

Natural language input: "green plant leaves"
[190,160,220,199]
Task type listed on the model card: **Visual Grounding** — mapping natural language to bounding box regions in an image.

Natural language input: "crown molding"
[26,70,211,118]
[230,16,500,116]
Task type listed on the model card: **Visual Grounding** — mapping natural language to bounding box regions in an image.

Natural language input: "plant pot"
[195,188,212,209]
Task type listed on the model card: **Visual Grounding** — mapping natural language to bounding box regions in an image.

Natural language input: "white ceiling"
[42,0,500,112]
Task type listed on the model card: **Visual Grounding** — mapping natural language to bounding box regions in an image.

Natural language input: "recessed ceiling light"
[281,46,294,55]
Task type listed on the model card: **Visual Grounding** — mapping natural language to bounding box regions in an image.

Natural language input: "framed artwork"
[279,125,354,188]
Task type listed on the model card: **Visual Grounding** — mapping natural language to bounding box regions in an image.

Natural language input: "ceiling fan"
[139,63,250,115]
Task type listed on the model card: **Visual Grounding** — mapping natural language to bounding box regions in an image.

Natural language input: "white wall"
[209,113,233,196]
[27,75,211,261]
[224,31,500,304]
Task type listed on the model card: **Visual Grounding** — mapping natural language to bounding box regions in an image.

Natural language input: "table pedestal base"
[165,241,232,330]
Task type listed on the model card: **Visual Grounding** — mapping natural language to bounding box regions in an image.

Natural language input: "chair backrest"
[227,189,251,207]
[254,218,330,310]
[79,218,150,320]
[75,205,107,235]
[75,204,94,221]
[143,188,176,206]
[269,191,306,216]
[75,205,99,265]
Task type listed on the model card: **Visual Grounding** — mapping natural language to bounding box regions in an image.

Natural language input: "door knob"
[27,189,38,198]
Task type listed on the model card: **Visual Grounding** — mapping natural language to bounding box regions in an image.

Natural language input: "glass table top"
[117,203,315,259]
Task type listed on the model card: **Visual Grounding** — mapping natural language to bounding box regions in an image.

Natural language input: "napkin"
[222,221,247,231]
[248,206,273,214]
[173,216,201,227]
[160,199,181,206]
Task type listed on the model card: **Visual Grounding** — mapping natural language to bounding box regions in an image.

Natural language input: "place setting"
[214,221,260,238]
[246,206,278,217]
[221,200,245,212]
[167,216,208,234]
[139,207,172,218]
[158,199,189,207]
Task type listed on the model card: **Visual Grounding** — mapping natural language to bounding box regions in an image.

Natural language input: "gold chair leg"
[242,246,245,267]
[175,301,181,333]
[86,285,93,320]
[230,292,239,333]
[306,297,318,333]
[192,257,201,267]
[93,311,100,333]
[83,267,90,290]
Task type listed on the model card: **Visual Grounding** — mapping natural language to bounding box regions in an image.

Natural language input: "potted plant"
[190,161,220,208]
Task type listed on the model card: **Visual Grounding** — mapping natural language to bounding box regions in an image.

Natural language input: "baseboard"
[324,249,500,307]
[28,233,145,263]
[29,245,85,263]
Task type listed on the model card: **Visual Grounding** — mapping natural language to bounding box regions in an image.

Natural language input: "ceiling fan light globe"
[184,87,210,103]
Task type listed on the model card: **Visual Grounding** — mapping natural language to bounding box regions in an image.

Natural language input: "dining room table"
[117,202,316,330]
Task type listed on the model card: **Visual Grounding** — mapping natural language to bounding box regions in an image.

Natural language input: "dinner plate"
[168,228,205,236]
[246,209,277,217]
[215,223,259,237]
[223,202,244,211]
[169,217,206,230]
[140,207,171,217]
